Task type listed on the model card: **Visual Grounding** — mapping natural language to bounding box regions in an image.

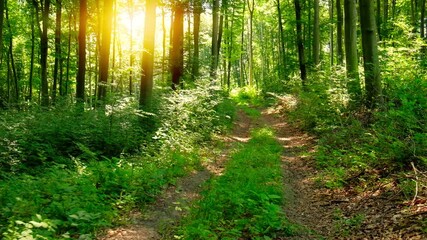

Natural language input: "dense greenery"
[179,128,295,239]
[0,82,236,238]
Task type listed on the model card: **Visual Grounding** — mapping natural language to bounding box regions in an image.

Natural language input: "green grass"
[178,128,296,239]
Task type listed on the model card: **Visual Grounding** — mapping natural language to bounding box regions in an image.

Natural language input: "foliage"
[284,49,427,190]
[0,82,237,238]
[178,128,296,239]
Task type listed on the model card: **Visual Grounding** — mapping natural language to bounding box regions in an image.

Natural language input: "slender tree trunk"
[139,0,157,107]
[360,0,382,109]
[421,0,426,39]
[344,0,361,104]
[29,6,36,101]
[128,0,134,95]
[40,0,50,107]
[377,0,381,40]
[66,12,72,96]
[5,0,18,103]
[239,0,246,87]
[211,0,220,78]
[53,0,62,102]
[0,0,4,61]
[76,0,87,103]
[98,0,113,101]
[162,6,166,82]
[313,0,320,66]
[330,0,334,66]
[276,0,286,74]
[171,4,184,89]
[192,1,201,79]
[247,0,254,86]
[294,0,307,85]
[111,0,117,92]
[383,0,388,40]
[336,0,344,64]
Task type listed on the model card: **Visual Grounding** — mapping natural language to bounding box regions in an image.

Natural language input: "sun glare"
[118,11,146,34]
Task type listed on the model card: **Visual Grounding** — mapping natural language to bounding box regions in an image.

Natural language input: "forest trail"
[99,104,425,239]
[99,109,254,240]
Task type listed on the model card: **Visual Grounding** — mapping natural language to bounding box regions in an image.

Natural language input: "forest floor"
[99,103,426,240]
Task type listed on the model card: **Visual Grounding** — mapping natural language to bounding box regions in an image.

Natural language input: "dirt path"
[98,110,253,240]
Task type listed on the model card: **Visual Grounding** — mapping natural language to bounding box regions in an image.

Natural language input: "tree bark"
[344,0,361,104]
[337,0,344,64]
[192,1,202,79]
[276,0,286,73]
[76,0,87,103]
[139,0,157,107]
[53,0,62,102]
[171,3,184,89]
[359,0,382,108]
[294,0,307,85]
[98,0,113,101]
[313,0,320,65]
[247,0,254,86]
[40,0,50,107]
[211,0,220,78]
[0,0,4,61]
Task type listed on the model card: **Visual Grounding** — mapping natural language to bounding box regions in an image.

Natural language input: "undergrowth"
[0,82,237,239]
[178,128,296,239]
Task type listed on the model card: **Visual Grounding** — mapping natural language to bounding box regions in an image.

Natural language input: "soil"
[99,103,427,240]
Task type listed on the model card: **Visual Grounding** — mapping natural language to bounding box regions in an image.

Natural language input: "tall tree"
[336,0,344,64]
[171,3,184,89]
[294,0,307,85]
[211,0,220,78]
[40,0,50,106]
[247,0,254,86]
[53,0,62,101]
[359,0,382,108]
[313,0,320,65]
[139,0,157,107]
[76,0,87,103]
[344,0,361,104]
[98,0,114,101]
[276,0,286,73]
[0,0,4,60]
[192,0,202,79]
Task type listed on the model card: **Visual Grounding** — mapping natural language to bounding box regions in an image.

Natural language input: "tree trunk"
[40,0,50,107]
[29,6,36,101]
[330,0,334,66]
[276,0,286,74]
[421,0,426,39]
[139,0,157,107]
[162,6,166,82]
[192,1,201,79]
[344,0,361,104]
[376,0,381,40]
[211,0,220,78]
[239,0,246,87]
[98,0,113,101]
[5,0,18,104]
[294,0,307,85]
[0,0,4,61]
[171,4,184,89]
[53,0,62,102]
[313,0,320,66]
[359,0,382,109]
[76,0,87,103]
[128,0,134,95]
[247,0,254,86]
[336,0,344,65]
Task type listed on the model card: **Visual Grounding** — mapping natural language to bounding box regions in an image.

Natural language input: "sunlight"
[118,10,146,34]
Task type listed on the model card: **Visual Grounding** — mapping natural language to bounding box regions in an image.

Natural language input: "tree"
[211,0,220,78]
[294,0,307,85]
[76,0,87,103]
[192,0,202,79]
[139,0,157,107]
[344,0,361,104]
[247,0,254,86]
[313,0,320,66]
[40,0,50,107]
[0,0,4,60]
[53,0,62,101]
[98,0,114,101]
[171,3,184,89]
[336,0,343,64]
[359,0,382,108]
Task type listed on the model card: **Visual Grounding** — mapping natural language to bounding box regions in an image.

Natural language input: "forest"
[0,0,426,239]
